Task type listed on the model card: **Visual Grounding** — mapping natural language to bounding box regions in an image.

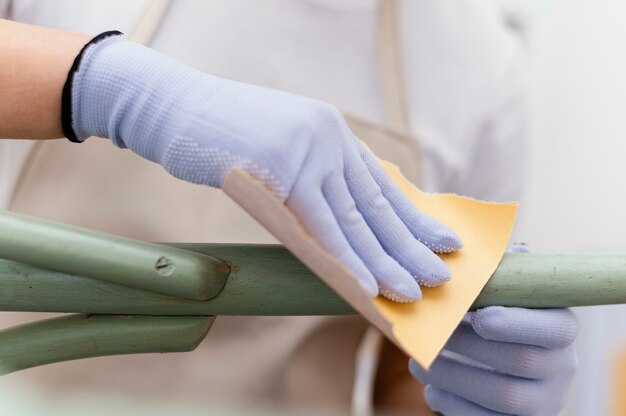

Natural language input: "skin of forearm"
[0,19,90,139]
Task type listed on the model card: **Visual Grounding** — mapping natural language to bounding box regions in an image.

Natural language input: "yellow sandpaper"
[375,160,517,366]
[223,161,517,369]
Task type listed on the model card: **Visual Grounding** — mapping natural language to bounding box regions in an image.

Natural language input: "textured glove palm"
[69,35,462,302]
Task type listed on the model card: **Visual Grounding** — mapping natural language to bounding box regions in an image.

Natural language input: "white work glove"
[410,307,578,415]
[65,33,462,302]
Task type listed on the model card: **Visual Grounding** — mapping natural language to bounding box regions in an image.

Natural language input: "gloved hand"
[409,307,578,415]
[65,34,462,302]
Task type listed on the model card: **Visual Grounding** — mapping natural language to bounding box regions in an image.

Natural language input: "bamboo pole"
[0,211,230,300]
[0,245,624,315]
[0,314,214,375]
[2,212,624,375]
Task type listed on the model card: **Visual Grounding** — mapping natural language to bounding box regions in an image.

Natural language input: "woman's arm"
[0,20,463,303]
[0,19,89,139]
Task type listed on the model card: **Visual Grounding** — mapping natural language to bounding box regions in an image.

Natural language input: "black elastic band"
[61,30,124,143]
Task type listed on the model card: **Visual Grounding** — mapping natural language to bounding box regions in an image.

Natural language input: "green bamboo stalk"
[472,252,626,309]
[0,314,214,375]
[0,245,624,315]
[0,211,230,300]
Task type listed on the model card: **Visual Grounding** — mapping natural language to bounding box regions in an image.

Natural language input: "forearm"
[0,19,89,139]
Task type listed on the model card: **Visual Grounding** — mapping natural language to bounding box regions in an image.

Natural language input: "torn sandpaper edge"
[223,162,517,369]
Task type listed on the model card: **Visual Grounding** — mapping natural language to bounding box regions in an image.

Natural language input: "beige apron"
[6,0,421,412]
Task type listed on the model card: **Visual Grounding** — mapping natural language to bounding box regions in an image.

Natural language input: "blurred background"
[487,0,626,414]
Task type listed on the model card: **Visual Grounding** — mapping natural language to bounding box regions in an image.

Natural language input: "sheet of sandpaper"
[223,161,517,369]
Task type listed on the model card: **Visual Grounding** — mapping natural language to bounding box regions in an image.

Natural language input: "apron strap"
[377,0,411,134]
[127,0,172,45]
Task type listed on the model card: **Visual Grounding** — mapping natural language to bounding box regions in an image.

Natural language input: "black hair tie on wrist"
[61,30,124,143]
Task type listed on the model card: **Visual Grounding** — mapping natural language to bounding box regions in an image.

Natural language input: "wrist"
[62,31,123,143]
[67,33,211,162]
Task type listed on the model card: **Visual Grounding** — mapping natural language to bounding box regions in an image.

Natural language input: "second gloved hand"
[67,34,462,302]
[410,307,578,415]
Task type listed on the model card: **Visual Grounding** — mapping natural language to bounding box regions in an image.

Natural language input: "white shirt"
[0,0,526,208]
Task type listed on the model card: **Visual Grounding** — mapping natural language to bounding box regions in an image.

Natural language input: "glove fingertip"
[418,221,463,254]
[408,359,428,382]
[423,385,439,407]
[433,230,464,253]
[470,306,507,340]
[380,288,422,303]
[416,256,452,287]
[471,306,579,348]
[358,275,379,298]
[423,386,474,416]
[423,385,455,414]
[379,279,422,302]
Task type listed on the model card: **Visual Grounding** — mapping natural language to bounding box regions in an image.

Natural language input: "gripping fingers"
[424,385,510,416]
[357,141,463,253]
[286,181,378,297]
[445,321,571,379]
[344,153,451,287]
[323,174,421,302]
[471,307,578,349]
[409,357,544,415]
